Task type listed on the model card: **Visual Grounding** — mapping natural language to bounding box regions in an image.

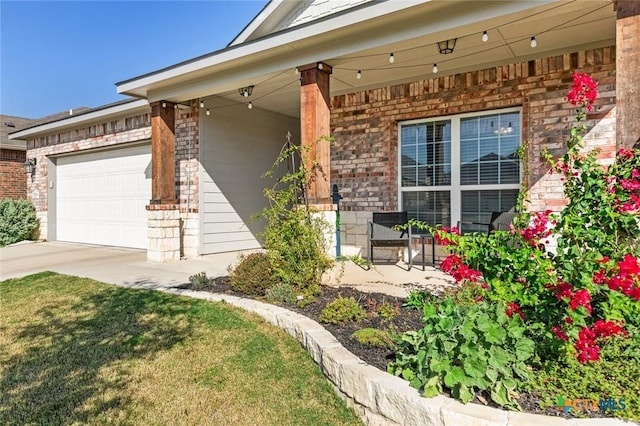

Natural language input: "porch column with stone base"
[147,204,181,262]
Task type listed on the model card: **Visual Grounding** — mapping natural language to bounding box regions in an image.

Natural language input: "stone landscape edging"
[160,287,636,426]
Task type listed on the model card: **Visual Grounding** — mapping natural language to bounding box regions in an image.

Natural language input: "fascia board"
[9,99,150,140]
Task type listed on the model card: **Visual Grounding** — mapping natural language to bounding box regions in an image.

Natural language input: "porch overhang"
[116,0,614,119]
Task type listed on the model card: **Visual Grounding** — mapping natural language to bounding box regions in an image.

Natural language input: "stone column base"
[147,204,181,262]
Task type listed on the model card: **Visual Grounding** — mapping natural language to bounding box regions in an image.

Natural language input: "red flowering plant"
[406,73,640,365]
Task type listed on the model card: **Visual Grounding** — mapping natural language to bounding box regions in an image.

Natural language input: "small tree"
[257,136,334,294]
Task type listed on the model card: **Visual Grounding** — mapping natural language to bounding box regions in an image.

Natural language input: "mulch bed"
[177,277,618,421]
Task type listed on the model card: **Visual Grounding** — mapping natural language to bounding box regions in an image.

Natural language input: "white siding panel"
[199,100,299,254]
[56,144,151,249]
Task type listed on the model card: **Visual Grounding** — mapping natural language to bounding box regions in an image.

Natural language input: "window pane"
[500,161,520,184]
[480,162,499,184]
[402,190,451,227]
[460,163,478,185]
[400,120,451,188]
[461,189,519,231]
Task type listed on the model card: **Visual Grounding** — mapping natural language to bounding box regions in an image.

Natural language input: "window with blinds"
[399,108,521,229]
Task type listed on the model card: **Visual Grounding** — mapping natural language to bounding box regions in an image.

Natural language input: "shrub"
[352,328,396,350]
[319,296,366,325]
[266,282,297,304]
[258,141,334,294]
[0,198,38,247]
[229,252,279,296]
[365,298,400,320]
[389,298,534,410]
[188,271,212,291]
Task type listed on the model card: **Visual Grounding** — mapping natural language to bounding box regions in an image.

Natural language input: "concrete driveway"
[0,241,241,289]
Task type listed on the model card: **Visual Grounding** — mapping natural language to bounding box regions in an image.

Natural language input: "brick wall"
[0,149,27,199]
[175,101,200,258]
[330,46,617,214]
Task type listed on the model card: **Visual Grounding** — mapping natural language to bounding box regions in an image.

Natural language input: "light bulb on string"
[482,31,489,42]
[206,108,210,116]
[389,53,395,63]
[356,70,362,80]
[432,63,438,74]
[294,67,299,75]
[530,36,537,48]
[200,100,204,108]
[248,102,253,110]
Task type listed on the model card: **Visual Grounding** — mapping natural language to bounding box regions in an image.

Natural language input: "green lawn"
[0,272,362,425]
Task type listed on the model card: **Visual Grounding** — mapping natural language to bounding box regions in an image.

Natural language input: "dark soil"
[177,277,621,421]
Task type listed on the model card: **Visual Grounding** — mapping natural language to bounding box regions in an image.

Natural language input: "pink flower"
[567,73,598,111]
[551,326,569,341]
[569,289,592,314]
[505,302,524,321]
[592,320,627,338]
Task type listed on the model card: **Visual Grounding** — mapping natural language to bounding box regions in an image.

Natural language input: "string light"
[356,70,362,79]
[294,67,299,75]
[206,108,210,116]
[482,31,489,42]
[199,100,204,108]
[389,53,395,63]
[530,36,537,48]
[248,101,253,109]
[432,63,438,74]
[318,63,323,70]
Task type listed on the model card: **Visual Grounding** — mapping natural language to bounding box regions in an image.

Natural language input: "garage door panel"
[57,144,151,249]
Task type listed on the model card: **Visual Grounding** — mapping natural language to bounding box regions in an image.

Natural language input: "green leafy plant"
[0,198,38,247]
[403,290,431,310]
[266,282,297,304]
[389,298,534,409]
[188,272,212,291]
[229,252,279,296]
[352,328,396,350]
[258,141,334,294]
[319,296,366,325]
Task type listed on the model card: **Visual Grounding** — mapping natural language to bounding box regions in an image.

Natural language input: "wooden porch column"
[616,0,640,149]
[300,62,332,205]
[150,100,177,204]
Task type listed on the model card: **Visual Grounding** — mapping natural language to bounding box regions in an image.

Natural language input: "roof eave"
[9,99,150,140]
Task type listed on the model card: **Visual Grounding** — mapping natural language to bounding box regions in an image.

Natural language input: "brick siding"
[0,149,27,199]
[330,46,617,214]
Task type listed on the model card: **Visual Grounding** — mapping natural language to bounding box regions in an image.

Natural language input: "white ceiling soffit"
[8,99,150,139]
[117,0,615,119]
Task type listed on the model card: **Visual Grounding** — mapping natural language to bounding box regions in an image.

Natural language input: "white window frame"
[397,107,522,227]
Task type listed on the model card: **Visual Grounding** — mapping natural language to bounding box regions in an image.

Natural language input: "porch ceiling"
[148,0,616,119]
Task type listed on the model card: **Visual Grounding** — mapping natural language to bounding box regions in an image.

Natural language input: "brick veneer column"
[300,62,332,205]
[150,101,177,204]
[616,0,640,149]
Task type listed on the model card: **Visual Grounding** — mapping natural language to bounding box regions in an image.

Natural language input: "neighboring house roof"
[8,98,147,140]
[1,115,36,151]
[115,0,615,119]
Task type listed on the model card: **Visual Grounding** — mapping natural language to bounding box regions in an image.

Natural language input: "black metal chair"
[458,211,518,235]
[368,212,412,270]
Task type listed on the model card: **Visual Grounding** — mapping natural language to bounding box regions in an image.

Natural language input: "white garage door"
[56,144,151,249]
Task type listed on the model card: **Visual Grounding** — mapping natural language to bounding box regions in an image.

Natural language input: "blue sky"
[1,0,269,118]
